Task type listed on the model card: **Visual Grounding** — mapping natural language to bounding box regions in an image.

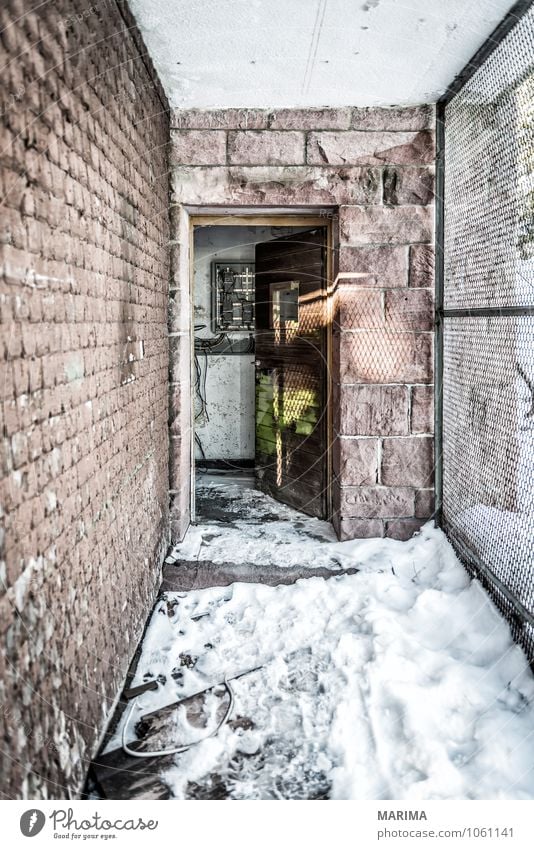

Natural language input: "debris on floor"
[93,480,534,800]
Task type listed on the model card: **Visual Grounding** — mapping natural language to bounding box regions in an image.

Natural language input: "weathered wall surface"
[0,0,170,797]
[170,107,435,541]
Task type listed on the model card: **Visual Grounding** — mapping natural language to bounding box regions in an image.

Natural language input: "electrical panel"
[212,262,255,331]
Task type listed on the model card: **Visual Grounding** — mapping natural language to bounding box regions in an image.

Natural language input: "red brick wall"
[0,0,170,797]
[169,107,434,542]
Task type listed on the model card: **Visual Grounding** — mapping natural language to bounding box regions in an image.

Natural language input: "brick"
[338,245,408,287]
[170,130,227,165]
[228,131,305,165]
[383,167,434,205]
[0,361,14,400]
[307,130,435,166]
[340,330,433,384]
[385,518,426,541]
[351,106,434,131]
[411,385,434,433]
[340,206,433,246]
[339,385,409,436]
[338,517,384,540]
[340,486,415,518]
[381,436,434,487]
[11,432,28,468]
[409,244,435,287]
[334,436,378,485]
[385,289,433,331]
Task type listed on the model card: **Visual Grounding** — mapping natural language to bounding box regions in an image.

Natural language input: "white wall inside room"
[193,225,310,461]
[198,354,256,461]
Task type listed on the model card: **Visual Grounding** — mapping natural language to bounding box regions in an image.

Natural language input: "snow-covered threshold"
[112,484,534,800]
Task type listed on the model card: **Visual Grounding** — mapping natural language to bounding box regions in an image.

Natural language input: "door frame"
[188,209,335,523]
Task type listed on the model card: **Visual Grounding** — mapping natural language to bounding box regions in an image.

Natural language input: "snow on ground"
[167,478,349,571]
[111,482,534,800]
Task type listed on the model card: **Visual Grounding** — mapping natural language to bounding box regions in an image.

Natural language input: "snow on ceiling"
[129,0,518,108]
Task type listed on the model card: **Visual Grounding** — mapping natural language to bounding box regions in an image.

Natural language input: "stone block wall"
[169,106,435,542]
[0,0,170,797]
[334,224,435,541]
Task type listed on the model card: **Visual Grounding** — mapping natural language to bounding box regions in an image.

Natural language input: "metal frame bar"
[450,534,534,631]
[442,306,534,318]
[434,100,445,528]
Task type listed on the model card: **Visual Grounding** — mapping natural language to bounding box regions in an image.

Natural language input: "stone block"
[334,286,384,330]
[171,165,382,205]
[340,485,415,518]
[334,436,378,485]
[383,166,434,205]
[169,388,191,437]
[409,244,435,287]
[228,165,381,203]
[338,517,384,540]
[415,488,435,519]
[168,288,191,333]
[381,436,434,487]
[169,332,191,386]
[340,330,433,384]
[169,432,190,488]
[340,205,433,246]
[169,487,190,543]
[307,130,435,166]
[338,244,408,287]
[385,289,433,331]
[172,108,269,129]
[170,130,227,165]
[411,386,434,434]
[339,384,409,436]
[351,105,434,131]
[269,108,351,129]
[385,518,426,540]
[228,131,305,165]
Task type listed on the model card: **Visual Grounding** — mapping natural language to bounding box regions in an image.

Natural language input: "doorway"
[190,214,333,522]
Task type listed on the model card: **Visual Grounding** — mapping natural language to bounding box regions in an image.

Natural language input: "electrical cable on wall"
[193,261,256,473]
[193,331,255,429]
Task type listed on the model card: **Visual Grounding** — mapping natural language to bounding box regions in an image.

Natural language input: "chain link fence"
[438,3,534,662]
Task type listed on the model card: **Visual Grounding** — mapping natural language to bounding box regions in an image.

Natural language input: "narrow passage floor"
[91,477,534,800]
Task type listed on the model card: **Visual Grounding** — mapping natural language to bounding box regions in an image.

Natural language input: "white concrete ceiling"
[129,0,518,108]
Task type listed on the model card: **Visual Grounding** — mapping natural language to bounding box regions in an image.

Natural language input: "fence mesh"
[442,5,534,662]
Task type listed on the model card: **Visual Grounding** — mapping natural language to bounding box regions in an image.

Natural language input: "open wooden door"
[254,228,329,518]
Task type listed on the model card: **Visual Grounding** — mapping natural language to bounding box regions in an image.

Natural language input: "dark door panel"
[254,228,328,518]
